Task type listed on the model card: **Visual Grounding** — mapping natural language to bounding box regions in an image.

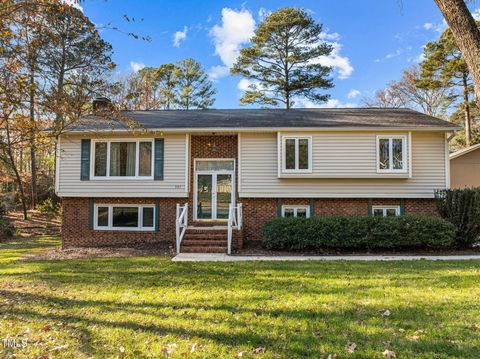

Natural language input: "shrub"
[37,198,60,218]
[435,188,480,248]
[262,215,456,251]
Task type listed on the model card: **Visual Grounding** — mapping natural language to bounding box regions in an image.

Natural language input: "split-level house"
[55,99,458,253]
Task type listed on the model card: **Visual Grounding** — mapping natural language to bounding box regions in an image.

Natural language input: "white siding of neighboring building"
[57,133,188,197]
[239,131,447,198]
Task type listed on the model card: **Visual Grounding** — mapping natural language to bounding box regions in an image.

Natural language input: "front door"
[195,160,234,220]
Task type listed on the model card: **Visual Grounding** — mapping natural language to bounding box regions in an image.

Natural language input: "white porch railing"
[227,203,243,255]
[176,203,188,254]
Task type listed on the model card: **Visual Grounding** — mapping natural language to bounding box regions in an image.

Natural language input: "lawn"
[0,238,479,358]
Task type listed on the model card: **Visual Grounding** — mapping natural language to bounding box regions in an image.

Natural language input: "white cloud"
[173,26,188,48]
[473,9,480,20]
[209,65,230,81]
[62,0,83,11]
[237,79,252,91]
[423,22,433,30]
[347,89,361,99]
[374,48,402,63]
[210,8,256,77]
[316,41,353,80]
[319,31,340,41]
[258,8,270,21]
[130,61,145,73]
[295,98,356,108]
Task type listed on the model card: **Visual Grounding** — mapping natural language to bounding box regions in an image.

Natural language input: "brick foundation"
[61,197,181,248]
[240,198,439,241]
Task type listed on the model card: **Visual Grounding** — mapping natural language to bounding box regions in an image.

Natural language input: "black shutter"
[309,199,315,218]
[155,199,160,231]
[277,198,283,217]
[89,198,94,230]
[81,139,91,181]
[154,138,164,180]
[400,199,405,215]
[368,199,373,216]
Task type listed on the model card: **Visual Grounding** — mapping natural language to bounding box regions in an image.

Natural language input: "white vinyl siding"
[57,134,188,197]
[240,131,447,198]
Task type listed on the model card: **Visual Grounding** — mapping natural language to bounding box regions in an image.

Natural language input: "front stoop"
[180,226,243,253]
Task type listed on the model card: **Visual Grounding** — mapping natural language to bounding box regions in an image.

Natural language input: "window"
[372,206,400,217]
[377,136,407,173]
[92,140,154,179]
[282,136,312,173]
[281,205,311,218]
[94,204,155,230]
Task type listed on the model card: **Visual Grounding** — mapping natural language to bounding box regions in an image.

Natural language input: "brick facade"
[61,197,181,248]
[241,197,439,241]
[188,135,238,223]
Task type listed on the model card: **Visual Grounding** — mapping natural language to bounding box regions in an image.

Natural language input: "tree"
[231,7,333,109]
[363,66,454,116]
[174,58,215,110]
[434,0,480,109]
[418,26,475,145]
[155,64,177,110]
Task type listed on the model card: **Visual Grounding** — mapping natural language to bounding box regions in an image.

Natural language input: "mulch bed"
[20,243,175,261]
[235,241,480,256]
[5,210,61,237]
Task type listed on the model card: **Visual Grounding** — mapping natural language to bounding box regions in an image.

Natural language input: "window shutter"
[400,199,405,215]
[277,199,283,217]
[368,199,373,216]
[309,199,315,217]
[89,198,94,230]
[80,139,91,181]
[155,199,160,231]
[154,138,164,180]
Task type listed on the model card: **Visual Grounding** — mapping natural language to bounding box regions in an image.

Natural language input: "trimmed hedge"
[262,215,456,251]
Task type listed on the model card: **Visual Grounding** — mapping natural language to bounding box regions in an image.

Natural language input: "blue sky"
[78,0,479,109]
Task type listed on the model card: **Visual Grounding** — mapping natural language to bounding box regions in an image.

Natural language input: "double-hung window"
[372,205,400,217]
[282,136,312,173]
[376,136,407,173]
[281,205,311,218]
[94,204,155,230]
[92,139,153,179]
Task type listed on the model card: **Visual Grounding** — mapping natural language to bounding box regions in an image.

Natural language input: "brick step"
[182,239,227,247]
[183,233,226,240]
[190,221,227,227]
[180,246,227,253]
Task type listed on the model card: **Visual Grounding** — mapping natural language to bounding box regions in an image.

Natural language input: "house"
[449,143,480,189]
[55,101,458,253]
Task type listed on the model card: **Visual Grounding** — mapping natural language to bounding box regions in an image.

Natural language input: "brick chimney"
[92,97,113,115]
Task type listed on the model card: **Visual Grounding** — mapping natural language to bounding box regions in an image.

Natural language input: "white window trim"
[90,139,155,180]
[372,205,401,217]
[94,204,156,231]
[376,135,408,174]
[281,205,311,218]
[282,136,313,174]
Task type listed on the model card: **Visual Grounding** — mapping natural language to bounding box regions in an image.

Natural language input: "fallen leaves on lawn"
[382,310,391,317]
[407,335,420,342]
[161,344,177,356]
[190,342,197,353]
[119,346,125,354]
[382,349,396,358]
[327,354,337,359]
[346,342,357,353]
[41,325,51,332]
[235,351,246,357]
[253,347,266,354]
[50,345,68,352]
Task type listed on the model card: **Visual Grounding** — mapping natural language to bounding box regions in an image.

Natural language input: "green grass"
[0,238,479,358]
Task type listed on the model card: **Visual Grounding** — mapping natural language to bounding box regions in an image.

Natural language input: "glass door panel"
[216,174,232,219]
[197,174,213,219]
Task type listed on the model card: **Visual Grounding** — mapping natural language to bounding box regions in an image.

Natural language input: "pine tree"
[231,7,333,109]
[418,26,475,146]
[174,58,215,110]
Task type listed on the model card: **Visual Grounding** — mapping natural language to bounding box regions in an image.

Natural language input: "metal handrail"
[176,203,188,254]
[227,203,243,255]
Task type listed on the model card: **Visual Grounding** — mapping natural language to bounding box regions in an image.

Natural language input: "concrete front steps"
[180,227,228,253]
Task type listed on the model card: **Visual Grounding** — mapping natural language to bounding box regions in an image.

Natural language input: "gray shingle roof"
[67,108,458,131]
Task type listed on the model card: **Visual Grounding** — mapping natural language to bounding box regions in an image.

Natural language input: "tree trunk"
[462,74,472,147]
[434,0,480,108]
[29,65,37,208]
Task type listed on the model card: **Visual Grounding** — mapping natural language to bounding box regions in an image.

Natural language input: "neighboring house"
[450,143,480,189]
[55,100,458,253]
